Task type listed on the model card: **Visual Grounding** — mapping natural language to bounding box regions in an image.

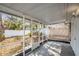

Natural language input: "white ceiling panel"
[0,3,67,24]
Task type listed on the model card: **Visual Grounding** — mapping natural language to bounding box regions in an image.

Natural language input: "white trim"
[23,15,25,56]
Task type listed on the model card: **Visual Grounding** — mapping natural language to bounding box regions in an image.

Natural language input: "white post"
[38,23,40,44]
[30,19,32,48]
[23,15,25,56]
[41,24,43,43]
[46,25,48,41]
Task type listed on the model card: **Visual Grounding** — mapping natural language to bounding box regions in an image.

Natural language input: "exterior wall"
[48,23,70,42]
[71,17,79,56]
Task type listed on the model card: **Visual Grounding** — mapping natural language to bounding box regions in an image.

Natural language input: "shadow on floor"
[60,45,75,56]
[27,41,75,56]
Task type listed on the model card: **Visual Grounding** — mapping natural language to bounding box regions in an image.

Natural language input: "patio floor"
[27,41,75,56]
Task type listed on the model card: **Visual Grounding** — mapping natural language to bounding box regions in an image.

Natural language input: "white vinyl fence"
[4,30,30,37]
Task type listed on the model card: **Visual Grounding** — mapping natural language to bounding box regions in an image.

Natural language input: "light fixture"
[76,9,79,16]
[72,12,76,16]
[72,9,79,17]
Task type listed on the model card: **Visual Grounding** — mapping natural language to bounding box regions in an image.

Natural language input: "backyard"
[0,12,47,55]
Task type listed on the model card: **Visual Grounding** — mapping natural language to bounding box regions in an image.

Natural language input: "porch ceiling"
[1,3,79,24]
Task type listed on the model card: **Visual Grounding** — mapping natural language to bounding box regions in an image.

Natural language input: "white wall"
[71,17,79,56]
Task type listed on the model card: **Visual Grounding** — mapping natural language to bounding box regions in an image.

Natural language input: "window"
[31,21,39,43]
[0,12,47,56]
[39,24,43,42]
[24,19,31,48]
[42,24,47,41]
[0,12,23,56]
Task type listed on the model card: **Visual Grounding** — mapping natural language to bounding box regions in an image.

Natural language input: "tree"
[3,16,23,30]
[0,20,5,42]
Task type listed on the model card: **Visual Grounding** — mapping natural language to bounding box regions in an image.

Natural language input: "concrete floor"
[27,41,75,56]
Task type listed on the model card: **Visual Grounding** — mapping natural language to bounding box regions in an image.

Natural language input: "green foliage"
[31,23,38,30]
[3,20,23,30]
[27,32,32,37]
[14,36,21,40]
[0,33,5,42]
[0,34,5,38]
